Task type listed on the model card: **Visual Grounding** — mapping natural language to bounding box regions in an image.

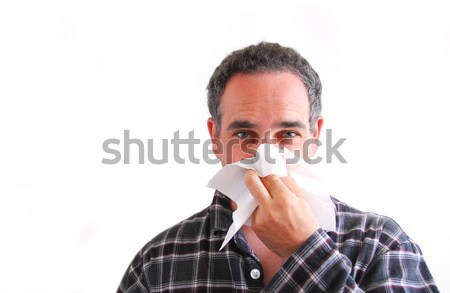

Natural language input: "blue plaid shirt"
[117,191,438,292]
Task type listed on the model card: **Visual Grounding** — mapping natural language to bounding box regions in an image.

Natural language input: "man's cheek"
[223,139,258,164]
[241,139,258,159]
[221,138,238,164]
[278,139,307,161]
[279,138,303,153]
[302,138,321,161]
[279,138,294,150]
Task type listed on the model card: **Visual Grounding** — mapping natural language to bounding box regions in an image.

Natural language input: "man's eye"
[280,131,299,138]
[235,131,252,139]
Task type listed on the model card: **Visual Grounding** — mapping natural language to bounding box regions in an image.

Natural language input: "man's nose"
[261,131,277,145]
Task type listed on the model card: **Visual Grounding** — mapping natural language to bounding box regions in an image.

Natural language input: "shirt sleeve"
[117,250,150,293]
[262,229,439,293]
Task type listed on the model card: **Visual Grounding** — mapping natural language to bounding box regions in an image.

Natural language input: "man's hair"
[207,42,322,136]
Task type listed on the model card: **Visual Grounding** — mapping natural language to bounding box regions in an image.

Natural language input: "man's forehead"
[220,72,309,104]
[226,119,307,130]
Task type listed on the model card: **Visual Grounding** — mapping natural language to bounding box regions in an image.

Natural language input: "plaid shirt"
[117,191,438,292]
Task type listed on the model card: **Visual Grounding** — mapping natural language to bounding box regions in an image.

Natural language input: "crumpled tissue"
[207,144,336,250]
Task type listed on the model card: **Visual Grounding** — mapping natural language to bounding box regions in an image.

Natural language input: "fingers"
[260,174,295,200]
[279,175,303,197]
[245,170,302,202]
[244,169,271,205]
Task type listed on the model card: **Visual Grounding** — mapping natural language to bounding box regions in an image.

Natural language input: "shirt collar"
[210,190,233,234]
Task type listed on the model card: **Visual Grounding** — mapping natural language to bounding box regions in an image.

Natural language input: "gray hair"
[207,42,322,136]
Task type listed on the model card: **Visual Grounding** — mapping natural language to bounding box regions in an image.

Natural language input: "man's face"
[208,71,323,166]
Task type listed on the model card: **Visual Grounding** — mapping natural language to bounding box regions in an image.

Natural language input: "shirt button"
[250,268,261,280]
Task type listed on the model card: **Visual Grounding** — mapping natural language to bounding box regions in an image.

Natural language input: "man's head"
[207,42,324,165]
[207,42,322,136]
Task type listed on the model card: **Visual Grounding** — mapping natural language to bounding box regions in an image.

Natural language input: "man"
[117,42,438,292]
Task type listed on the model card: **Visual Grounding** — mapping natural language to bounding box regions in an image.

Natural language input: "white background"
[1,1,449,292]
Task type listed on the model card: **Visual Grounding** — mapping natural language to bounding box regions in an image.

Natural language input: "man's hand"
[244,169,320,259]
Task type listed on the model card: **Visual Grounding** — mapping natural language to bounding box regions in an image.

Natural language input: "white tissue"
[207,144,336,250]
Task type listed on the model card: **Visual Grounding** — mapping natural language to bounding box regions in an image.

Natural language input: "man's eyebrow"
[227,120,256,130]
[276,120,307,129]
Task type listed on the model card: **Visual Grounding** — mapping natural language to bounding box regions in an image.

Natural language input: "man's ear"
[313,116,324,140]
[307,116,324,158]
[207,117,222,160]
